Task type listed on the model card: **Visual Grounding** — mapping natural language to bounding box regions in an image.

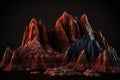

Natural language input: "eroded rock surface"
[0,12,120,74]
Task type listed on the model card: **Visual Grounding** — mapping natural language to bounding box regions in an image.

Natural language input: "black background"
[0,0,120,60]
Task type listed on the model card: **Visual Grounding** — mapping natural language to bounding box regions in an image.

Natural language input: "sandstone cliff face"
[0,12,120,74]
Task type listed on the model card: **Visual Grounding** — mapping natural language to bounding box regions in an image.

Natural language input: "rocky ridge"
[0,12,120,75]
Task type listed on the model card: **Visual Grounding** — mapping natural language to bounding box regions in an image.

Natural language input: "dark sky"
[0,0,120,59]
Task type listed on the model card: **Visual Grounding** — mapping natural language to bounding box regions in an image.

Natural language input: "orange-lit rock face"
[92,47,120,73]
[58,12,76,43]
[54,11,77,52]
[22,18,39,46]
[63,50,88,71]
[80,14,93,36]
[55,18,69,52]
[94,31,108,50]
[0,12,120,74]
[22,18,48,47]
[74,50,88,71]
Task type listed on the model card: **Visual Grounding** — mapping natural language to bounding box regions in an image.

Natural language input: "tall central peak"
[79,14,93,36]
[22,18,48,46]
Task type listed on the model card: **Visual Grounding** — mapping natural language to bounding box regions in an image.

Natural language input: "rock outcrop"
[0,12,120,74]
[74,50,89,71]
[44,67,81,76]
[0,47,13,68]
[92,47,120,73]
[62,12,120,73]
[83,69,101,77]
[2,18,63,71]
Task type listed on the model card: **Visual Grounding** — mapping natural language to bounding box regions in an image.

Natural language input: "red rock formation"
[0,47,12,68]
[74,50,88,71]
[54,12,80,53]
[92,47,120,73]
[4,50,24,71]
[79,14,93,36]
[4,39,63,71]
[63,50,89,71]
[58,12,77,43]
[54,16,69,52]
[22,18,40,46]
[0,12,120,74]
[22,18,48,46]
[94,31,108,50]
[3,18,63,71]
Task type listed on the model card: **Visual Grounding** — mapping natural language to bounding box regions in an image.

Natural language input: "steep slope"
[63,13,120,73]
[0,47,13,68]
[92,47,120,73]
[22,18,40,46]
[63,50,88,71]
[54,12,81,53]
[65,35,103,62]
[2,18,63,71]
[64,14,103,62]
[0,12,120,74]
[74,50,89,71]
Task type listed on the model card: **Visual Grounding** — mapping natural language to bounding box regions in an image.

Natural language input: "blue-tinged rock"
[66,35,103,61]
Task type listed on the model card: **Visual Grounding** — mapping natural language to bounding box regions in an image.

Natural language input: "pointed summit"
[74,50,88,71]
[1,12,120,74]
[63,11,68,15]
[22,18,48,46]
[29,18,38,27]
[0,47,13,68]
[28,18,39,41]
[80,14,89,24]
[55,12,77,46]
[60,11,69,21]
[60,11,77,43]
[79,14,93,36]
[58,11,69,27]
[22,18,39,46]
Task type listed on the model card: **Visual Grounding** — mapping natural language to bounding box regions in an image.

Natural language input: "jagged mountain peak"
[79,14,93,36]
[60,11,69,19]
[22,18,48,46]
[0,12,120,74]
[80,14,88,23]
[29,18,38,27]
